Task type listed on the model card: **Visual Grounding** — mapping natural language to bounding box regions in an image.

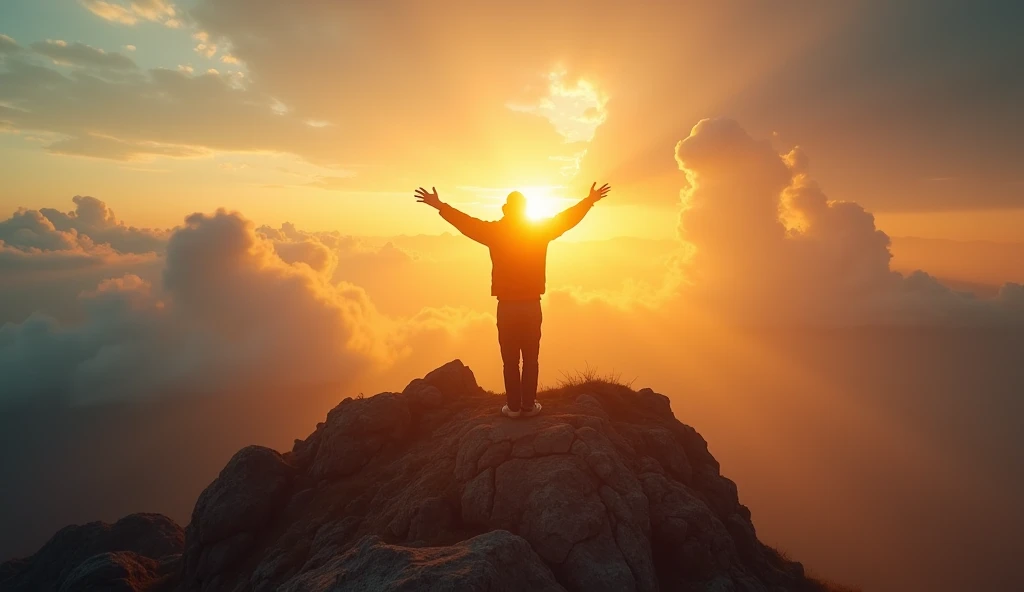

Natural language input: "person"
[414,182,611,418]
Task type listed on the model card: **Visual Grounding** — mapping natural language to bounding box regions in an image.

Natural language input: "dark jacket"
[438,198,596,300]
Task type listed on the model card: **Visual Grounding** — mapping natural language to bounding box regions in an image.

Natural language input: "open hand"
[414,186,442,209]
[588,182,611,202]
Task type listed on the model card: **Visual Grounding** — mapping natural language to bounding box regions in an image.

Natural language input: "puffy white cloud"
[0,196,163,325]
[0,195,167,257]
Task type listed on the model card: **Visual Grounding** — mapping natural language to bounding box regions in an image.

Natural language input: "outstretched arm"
[545,182,610,240]
[415,186,495,245]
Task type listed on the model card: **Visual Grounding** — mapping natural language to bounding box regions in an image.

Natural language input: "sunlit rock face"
[2,360,831,592]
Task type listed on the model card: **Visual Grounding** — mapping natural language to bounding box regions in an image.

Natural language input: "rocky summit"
[1,360,837,592]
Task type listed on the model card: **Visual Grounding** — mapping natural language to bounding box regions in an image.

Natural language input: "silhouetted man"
[415,183,611,418]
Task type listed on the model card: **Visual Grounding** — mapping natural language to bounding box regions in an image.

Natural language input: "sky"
[2,2,1024,592]
[1,0,1022,239]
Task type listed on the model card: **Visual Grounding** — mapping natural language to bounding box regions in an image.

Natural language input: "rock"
[558,529,636,592]
[193,531,254,580]
[407,497,455,542]
[0,513,183,592]
[641,471,738,581]
[189,446,296,546]
[421,359,479,396]
[574,393,610,420]
[57,551,163,592]
[184,446,296,586]
[401,379,443,409]
[9,361,845,592]
[311,392,411,480]
[490,455,609,567]
[641,426,693,483]
[511,423,575,458]
[461,467,496,526]
[279,531,563,592]
[636,387,673,417]
[477,439,512,472]
[301,516,361,572]
[455,424,496,480]
[534,424,575,454]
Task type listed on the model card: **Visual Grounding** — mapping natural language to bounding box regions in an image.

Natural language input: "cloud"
[255,221,416,281]
[45,134,211,161]
[0,197,163,327]
[80,0,180,28]
[7,2,1020,209]
[0,210,384,406]
[80,0,138,25]
[39,195,169,254]
[192,31,217,58]
[30,40,137,70]
[0,34,20,54]
[0,204,485,408]
[7,1,597,181]
[0,61,333,162]
[3,146,1022,410]
[672,118,1024,324]
[0,195,167,257]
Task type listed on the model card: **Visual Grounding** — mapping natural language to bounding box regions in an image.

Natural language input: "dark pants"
[496,299,542,412]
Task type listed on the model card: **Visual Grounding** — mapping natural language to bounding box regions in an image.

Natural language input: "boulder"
[188,446,296,546]
[421,359,479,396]
[183,445,296,586]
[57,551,162,592]
[310,392,411,480]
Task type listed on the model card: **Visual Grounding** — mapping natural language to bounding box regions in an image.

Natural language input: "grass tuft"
[553,362,634,390]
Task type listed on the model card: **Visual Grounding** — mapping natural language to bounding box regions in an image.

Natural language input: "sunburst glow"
[520,185,565,220]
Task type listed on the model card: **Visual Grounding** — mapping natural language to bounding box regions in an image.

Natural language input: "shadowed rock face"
[0,513,183,592]
[1,360,826,592]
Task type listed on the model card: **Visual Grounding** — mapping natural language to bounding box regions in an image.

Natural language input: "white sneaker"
[501,404,521,418]
[520,402,542,418]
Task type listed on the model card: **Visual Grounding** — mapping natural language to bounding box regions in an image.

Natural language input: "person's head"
[502,191,528,221]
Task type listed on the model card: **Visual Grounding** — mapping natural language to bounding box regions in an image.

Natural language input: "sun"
[521,185,563,220]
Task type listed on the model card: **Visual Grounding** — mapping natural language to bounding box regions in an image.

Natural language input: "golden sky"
[1,0,1022,241]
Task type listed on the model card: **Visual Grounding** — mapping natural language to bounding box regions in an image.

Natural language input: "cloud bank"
[0,210,379,406]
[672,118,1024,324]
[2,120,1022,410]
[0,197,495,408]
